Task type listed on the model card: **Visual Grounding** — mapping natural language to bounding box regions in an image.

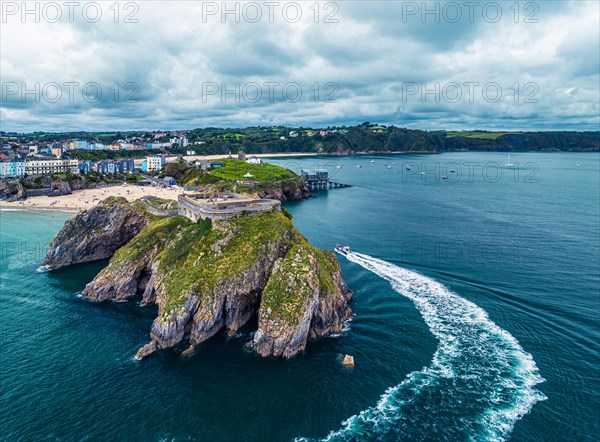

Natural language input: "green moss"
[159,211,294,315]
[111,216,192,265]
[102,196,128,206]
[260,244,316,325]
[314,249,337,296]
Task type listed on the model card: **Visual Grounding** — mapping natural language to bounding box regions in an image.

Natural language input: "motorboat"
[334,245,351,256]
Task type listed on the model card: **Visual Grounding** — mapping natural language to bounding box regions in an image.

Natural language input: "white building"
[247,156,261,165]
[25,159,79,175]
[146,155,166,172]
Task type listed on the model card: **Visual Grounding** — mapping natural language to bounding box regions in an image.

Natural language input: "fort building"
[178,192,281,222]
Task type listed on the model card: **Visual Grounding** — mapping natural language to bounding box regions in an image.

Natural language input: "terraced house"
[0,161,26,179]
[25,159,79,176]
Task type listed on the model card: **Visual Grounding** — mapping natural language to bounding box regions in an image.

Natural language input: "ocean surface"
[0,152,598,441]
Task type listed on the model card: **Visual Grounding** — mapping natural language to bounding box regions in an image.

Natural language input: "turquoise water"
[1,152,598,441]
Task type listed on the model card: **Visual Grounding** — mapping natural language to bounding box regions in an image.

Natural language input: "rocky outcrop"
[257,177,311,201]
[47,200,352,360]
[135,341,157,360]
[42,197,152,270]
[253,245,321,358]
[0,180,26,201]
[47,179,72,197]
[253,246,352,357]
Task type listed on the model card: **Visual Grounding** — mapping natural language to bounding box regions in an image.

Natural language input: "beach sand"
[0,184,183,212]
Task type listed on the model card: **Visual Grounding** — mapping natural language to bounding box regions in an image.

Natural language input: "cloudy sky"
[1,1,599,132]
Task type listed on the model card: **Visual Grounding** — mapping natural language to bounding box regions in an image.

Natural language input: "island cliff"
[43,197,352,359]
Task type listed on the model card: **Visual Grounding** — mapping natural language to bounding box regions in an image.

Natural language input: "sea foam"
[302,252,546,441]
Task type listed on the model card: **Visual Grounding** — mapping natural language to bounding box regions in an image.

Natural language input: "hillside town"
[0,131,191,179]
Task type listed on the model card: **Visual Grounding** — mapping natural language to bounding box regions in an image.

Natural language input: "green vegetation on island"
[209,159,296,182]
[43,197,352,359]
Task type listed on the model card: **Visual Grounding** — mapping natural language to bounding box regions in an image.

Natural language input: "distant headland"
[1,124,598,161]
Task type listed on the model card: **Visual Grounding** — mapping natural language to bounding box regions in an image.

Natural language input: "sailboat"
[505,154,515,168]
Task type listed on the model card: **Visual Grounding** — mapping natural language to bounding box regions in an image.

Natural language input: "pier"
[301,169,353,190]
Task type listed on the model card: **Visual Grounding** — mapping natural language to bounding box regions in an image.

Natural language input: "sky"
[1,0,599,132]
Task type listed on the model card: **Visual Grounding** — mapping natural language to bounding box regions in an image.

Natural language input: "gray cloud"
[0,0,598,132]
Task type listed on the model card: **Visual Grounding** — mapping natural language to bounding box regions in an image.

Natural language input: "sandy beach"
[0,184,183,212]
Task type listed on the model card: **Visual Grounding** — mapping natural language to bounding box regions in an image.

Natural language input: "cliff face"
[0,180,26,201]
[46,198,352,359]
[252,246,351,357]
[42,197,152,270]
[257,177,311,201]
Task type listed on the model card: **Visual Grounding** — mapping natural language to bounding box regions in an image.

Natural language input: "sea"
[0,152,598,441]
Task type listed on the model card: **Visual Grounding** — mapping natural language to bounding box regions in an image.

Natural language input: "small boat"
[334,245,351,256]
[370,160,375,163]
[576,164,581,167]
[450,170,456,173]
[356,165,362,168]
[442,176,448,180]
[505,154,514,168]
[336,165,342,169]
[406,165,412,171]
[421,172,426,176]
[548,158,552,162]
[391,162,395,165]
[386,165,392,169]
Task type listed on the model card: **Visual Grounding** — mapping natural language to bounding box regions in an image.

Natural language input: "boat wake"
[303,252,546,441]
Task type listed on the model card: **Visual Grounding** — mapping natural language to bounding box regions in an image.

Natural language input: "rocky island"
[43,196,352,359]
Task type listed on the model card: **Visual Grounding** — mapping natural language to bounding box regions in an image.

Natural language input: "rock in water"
[42,197,152,269]
[46,199,352,359]
[342,354,355,367]
[135,341,157,360]
[181,345,196,358]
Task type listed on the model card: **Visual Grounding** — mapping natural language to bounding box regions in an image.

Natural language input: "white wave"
[311,252,546,441]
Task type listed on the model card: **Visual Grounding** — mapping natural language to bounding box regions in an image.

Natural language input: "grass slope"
[209,159,296,182]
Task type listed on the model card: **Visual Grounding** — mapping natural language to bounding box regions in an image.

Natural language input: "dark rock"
[0,180,26,201]
[42,197,151,269]
[135,341,157,360]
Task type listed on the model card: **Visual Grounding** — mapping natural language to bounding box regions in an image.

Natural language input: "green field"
[209,159,296,182]
[216,133,245,140]
[446,131,520,140]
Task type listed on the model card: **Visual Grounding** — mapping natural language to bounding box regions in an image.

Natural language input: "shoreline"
[0,184,184,213]
[179,152,319,162]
